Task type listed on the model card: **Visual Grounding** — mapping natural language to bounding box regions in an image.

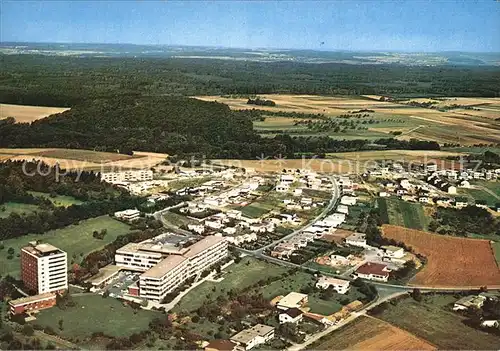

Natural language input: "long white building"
[116,235,228,302]
[101,169,153,184]
[21,242,68,294]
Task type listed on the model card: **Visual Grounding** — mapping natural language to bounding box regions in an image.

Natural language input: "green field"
[459,188,498,207]
[0,216,131,277]
[493,242,500,265]
[240,203,272,218]
[0,202,40,218]
[33,295,156,341]
[375,294,500,350]
[377,197,429,230]
[28,191,84,207]
[174,257,364,316]
[173,257,289,312]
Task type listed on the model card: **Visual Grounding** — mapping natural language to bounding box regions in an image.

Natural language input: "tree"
[58,319,64,330]
[411,288,422,302]
[7,247,14,255]
[22,324,34,336]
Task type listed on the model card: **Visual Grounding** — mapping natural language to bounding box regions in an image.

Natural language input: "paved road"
[253,177,341,254]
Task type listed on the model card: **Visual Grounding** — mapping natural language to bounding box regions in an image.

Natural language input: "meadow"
[377,197,429,230]
[197,95,500,145]
[374,294,500,350]
[0,202,40,219]
[0,216,131,277]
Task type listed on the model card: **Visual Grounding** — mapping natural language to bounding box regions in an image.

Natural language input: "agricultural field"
[381,225,500,288]
[213,150,464,174]
[310,315,435,350]
[458,187,499,207]
[0,216,131,277]
[197,95,500,145]
[0,148,168,171]
[374,294,500,350]
[28,191,83,207]
[0,103,70,123]
[378,197,429,230]
[33,294,156,343]
[0,202,40,219]
[240,202,274,218]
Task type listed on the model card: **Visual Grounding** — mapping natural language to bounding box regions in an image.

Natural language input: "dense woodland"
[0,96,440,158]
[0,161,143,240]
[1,55,500,107]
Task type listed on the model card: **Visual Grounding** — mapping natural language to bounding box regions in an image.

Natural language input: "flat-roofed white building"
[114,209,141,222]
[101,169,153,184]
[21,243,68,294]
[139,255,189,301]
[315,276,350,294]
[116,235,228,302]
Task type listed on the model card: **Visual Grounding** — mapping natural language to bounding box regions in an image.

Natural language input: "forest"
[0,96,440,158]
[1,55,500,108]
[0,161,143,240]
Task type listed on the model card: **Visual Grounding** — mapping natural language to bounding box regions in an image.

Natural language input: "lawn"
[29,191,84,207]
[173,257,289,312]
[375,294,500,350]
[33,294,156,340]
[493,241,500,265]
[240,203,271,218]
[459,188,498,207]
[0,216,131,277]
[378,197,429,230]
[0,202,40,218]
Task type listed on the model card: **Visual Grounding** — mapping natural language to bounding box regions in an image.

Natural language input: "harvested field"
[311,315,435,350]
[0,148,168,171]
[213,150,465,174]
[197,95,500,145]
[0,104,69,123]
[381,225,500,288]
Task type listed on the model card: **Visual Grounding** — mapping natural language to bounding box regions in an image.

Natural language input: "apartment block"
[9,292,57,315]
[115,235,228,302]
[101,169,153,184]
[21,242,68,294]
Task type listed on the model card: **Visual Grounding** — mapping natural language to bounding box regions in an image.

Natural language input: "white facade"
[101,169,153,184]
[22,244,68,294]
[315,276,350,294]
[117,236,228,302]
[345,233,367,247]
[37,251,67,294]
[114,209,141,222]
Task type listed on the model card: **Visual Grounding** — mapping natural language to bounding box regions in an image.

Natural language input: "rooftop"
[381,245,403,253]
[141,255,188,279]
[184,235,225,258]
[318,276,350,286]
[23,242,64,257]
[356,262,390,277]
[283,307,303,318]
[204,339,237,351]
[9,292,56,307]
[346,232,366,242]
[230,324,274,345]
[277,292,308,308]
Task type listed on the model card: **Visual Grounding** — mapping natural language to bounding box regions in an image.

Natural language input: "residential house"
[303,312,335,327]
[205,339,237,351]
[458,180,471,188]
[276,292,308,310]
[276,183,290,193]
[340,196,357,206]
[345,233,367,248]
[230,324,275,351]
[315,276,350,294]
[381,245,405,259]
[354,262,391,282]
[278,308,303,324]
[453,295,487,311]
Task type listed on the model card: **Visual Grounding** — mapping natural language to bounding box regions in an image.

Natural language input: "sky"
[1,0,499,52]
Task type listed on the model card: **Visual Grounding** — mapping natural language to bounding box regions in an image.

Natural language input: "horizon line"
[2,40,499,55]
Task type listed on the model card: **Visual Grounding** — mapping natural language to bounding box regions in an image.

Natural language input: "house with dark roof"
[354,262,391,282]
[278,307,303,324]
